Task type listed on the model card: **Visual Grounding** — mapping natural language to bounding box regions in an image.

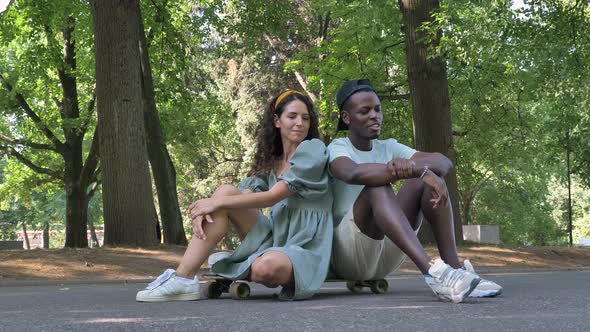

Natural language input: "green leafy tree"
[0,0,99,247]
[434,0,590,244]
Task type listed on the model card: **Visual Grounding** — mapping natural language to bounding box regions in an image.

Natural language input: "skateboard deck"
[201,272,389,299]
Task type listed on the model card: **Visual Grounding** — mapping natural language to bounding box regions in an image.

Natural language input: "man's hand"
[387,158,416,180]
[421,170,449,209]
[187,198,220,240]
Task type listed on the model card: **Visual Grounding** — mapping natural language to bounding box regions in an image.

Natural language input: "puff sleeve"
[238,175,269,193]
[277,139,329,200]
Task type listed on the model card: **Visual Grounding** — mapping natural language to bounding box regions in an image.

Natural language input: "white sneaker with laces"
[136,269,201,302]
[425,258,480,303]
[207,251,232,267]
[463,259,503,297]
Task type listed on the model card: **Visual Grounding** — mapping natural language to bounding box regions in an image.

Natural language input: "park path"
[1,270,589,331]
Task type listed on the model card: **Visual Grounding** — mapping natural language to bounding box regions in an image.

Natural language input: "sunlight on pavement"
[76,316,207,324]
[303,305,431,310]
[361,306,431,310]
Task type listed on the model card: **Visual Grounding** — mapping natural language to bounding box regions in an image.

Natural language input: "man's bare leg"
[397,179,460,268]
[353,185,431,274]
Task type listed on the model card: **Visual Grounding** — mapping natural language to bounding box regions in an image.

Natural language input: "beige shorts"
[330,208,423,281]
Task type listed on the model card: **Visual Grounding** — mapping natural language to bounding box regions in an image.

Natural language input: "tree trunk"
[43,222,49,249]
[64,146,89,248]
[83,134,102,249]
[92,0,158,246]
[88,214,99,248]
[58,16,95,248]
[21,222,30,250]
[399,0,463,242]
[64,184,89,247]
[138,15,187,245]
[155,211,162,243]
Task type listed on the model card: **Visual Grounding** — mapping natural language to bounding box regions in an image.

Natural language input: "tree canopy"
[1,0,589,247]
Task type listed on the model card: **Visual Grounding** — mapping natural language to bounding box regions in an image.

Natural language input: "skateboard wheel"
[346,281,363,293]
[369,279,388,294]
[204,281,223,299]
[229,282,250,300]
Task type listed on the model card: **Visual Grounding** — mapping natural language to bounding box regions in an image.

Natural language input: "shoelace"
[438,267,468,288]
[147,269,175,290]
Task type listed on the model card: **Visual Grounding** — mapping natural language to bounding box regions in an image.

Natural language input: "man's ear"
[341,111,350,126]
[273,114,280,128]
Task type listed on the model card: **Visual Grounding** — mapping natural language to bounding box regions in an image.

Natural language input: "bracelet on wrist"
[419,166,429,179]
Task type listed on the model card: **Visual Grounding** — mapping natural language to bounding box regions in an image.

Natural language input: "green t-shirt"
[327,137,417,226]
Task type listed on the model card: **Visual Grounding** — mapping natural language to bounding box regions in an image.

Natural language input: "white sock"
[176,275,198,284]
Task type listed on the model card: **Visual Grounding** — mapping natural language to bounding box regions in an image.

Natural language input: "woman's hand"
[188,198,221,240]
[421,170,449,209]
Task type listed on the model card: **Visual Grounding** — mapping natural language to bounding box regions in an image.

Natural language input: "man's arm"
[330,156,396,186]
[329,144,453,186]
[409,152,453,177]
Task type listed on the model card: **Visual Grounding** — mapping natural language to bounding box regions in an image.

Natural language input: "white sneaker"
[207,251,232,267]
[463,260,503,297]
[136,269,201,302]
[425,258,480,303]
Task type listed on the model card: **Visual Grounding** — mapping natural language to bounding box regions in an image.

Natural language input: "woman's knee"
[212,184,240,198]
[250,253,292,287]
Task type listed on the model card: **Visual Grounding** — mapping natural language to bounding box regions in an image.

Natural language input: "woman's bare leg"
[175,185,260,279]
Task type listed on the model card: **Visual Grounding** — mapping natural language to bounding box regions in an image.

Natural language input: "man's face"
[341,91,382,140]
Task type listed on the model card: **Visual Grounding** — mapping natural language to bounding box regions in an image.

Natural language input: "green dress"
[211,139,333,300]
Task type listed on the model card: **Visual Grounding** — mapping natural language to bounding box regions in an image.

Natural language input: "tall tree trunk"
[21,222,30,250]
[64,183,89,247]
[86,181,101,248]
[88,216,99,248]
[138,16,187,245]
[399,0,463,242]
[92,0,158,246]
[43,221,49,249]
[64,146,89,248]
[59,16,94,248]
[155,211,162,243]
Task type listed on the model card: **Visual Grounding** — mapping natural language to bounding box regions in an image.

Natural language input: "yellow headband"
[274,90,304,109]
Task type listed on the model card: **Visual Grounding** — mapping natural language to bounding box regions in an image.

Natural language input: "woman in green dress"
[136,90,333,301]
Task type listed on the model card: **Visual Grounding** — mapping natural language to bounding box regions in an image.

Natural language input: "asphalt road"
[1,270,589,331]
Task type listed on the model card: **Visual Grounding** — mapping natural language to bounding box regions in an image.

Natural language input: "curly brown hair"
[248,92,319,176]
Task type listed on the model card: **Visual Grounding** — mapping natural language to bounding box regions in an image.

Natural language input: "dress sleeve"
[277,139,329,200]
[238,175,269,193]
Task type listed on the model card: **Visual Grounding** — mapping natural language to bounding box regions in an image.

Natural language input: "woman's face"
[274,99,311,145]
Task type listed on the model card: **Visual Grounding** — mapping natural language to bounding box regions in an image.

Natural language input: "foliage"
[0,0,97,245]
[432,0,590,244]
[1,0,589,246]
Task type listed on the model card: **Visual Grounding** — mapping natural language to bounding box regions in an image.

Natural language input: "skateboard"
[201,272,389,300]
[201,273,252,300]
